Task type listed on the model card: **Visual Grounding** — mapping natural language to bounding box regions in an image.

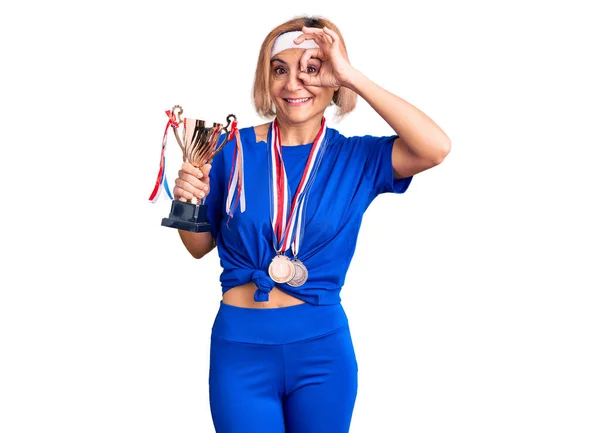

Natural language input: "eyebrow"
[270,57,322,66]
[270,58,287,65]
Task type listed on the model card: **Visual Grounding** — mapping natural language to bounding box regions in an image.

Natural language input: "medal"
[288,259,308,287]
[268,255,296,284]
[267,118,328,287]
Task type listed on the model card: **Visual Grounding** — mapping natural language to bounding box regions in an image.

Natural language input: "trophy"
[160,105,237,233]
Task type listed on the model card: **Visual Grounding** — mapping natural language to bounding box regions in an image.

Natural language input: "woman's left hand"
[295,26,356,89]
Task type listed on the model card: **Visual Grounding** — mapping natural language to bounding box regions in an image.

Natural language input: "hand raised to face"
[293,26,355,89]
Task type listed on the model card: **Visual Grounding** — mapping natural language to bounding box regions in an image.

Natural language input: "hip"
[211,300,349,345]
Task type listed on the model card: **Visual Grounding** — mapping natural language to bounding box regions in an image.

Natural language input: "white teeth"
[286,97,310,103]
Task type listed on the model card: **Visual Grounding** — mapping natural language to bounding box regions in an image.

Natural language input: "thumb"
[298,72,320,87]
[200,163,212,178]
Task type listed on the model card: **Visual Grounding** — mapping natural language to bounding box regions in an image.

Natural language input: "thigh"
[283,325,359,433]
[209,336,285,433]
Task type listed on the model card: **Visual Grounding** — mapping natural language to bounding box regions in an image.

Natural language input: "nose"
[284,71,304,92]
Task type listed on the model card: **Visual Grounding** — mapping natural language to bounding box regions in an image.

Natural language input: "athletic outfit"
[204,125,412,432]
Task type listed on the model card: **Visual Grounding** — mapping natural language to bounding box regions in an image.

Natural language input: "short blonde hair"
[252,16,357,119]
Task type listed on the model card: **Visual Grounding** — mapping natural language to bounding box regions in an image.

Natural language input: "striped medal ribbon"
[267,117,328,285]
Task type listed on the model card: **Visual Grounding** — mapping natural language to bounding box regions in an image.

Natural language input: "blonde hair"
[252,16,357,119]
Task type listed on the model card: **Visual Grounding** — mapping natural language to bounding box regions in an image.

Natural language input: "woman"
[172,15,450,433]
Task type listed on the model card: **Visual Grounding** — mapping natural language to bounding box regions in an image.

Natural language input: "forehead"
[271,48,305,62]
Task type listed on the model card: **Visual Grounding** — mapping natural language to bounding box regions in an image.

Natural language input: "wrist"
[341,68,367,93]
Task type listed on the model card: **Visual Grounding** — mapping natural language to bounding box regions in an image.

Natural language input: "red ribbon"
[228,120,238,141]
[148,111,180,202]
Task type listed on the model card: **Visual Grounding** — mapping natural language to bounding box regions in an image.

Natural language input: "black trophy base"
[161,200,211,233]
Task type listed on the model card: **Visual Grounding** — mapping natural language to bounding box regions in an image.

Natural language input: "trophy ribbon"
[267,118,328,285]
[148,110,180,203]
[225,127,246,219]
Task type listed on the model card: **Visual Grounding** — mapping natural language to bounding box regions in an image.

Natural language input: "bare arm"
[178,230,215,259]
[346,72,451,179]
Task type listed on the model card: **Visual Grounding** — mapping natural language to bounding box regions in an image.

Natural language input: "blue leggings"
[209,302,358,433]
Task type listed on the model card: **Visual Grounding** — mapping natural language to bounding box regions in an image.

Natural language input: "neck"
[275,116,323,146]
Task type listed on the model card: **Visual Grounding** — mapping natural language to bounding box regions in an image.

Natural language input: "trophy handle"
[170,105,186,160]
[172,105,183,123]
[210,114,237,162]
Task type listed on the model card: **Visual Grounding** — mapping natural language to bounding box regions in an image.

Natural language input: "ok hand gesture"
[295,26,356,89]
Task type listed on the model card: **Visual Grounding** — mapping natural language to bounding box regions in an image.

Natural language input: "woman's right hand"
[173,162,212,203]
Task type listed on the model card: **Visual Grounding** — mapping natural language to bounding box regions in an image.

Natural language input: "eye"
[306,65,319,74]
[273,66,287,75]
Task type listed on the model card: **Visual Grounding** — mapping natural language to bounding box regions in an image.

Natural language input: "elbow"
[432,139,451,166]
[179,231,215,260]
[186,246,210,260]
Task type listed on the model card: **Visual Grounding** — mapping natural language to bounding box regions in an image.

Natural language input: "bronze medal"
[268,255,296,284]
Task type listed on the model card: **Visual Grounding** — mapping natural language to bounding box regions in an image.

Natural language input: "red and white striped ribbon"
[148,110,178,203]
[270,117,327,254]
[226,126,245,217]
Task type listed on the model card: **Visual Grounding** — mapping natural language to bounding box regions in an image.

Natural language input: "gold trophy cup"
[161,105,236,232]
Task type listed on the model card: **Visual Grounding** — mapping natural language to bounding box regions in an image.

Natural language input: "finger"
[182,161,203,178]
[312,29,333,46]
[301,26,325,35]
[175,177,208,199]
[200,163,212,178]
[173,185,196,202]
[176,173,204,192]
[297,28,322,44]
[301,27,333,45]
[177,170,209,193]
[298,71,319,87]
[297,32,322,45]
[314,32,333,48]
[293,33,306,44]
[322,26,339,45]
[300,33,332,57]
[299,48,320,72]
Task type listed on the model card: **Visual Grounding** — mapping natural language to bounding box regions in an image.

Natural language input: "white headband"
[270,31,319,58]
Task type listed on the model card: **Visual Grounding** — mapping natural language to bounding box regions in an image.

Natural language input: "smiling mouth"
[284,97,312,104]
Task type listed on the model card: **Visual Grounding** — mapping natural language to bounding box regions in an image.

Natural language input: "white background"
[2,0,599,432]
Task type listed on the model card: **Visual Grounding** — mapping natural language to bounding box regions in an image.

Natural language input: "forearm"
[345,70,451,161]
[178,230,216,259]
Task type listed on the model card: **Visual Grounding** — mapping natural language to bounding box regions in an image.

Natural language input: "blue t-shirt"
[205,125,412,305]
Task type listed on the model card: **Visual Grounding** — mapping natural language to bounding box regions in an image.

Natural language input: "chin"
[278,109,325,125]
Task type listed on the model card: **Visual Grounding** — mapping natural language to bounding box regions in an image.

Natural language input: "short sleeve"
[362,134,413,195]
[204,134,227,240]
